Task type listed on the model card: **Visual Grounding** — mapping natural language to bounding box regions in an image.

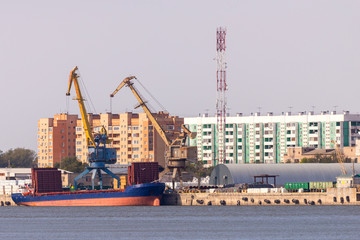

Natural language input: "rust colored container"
[128,162,159,185]
[31,168,62,193]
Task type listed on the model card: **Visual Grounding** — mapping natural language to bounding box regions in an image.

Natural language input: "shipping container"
[128,162,159,185]
[309,181,335,190]
[247,188,270,193]
[32,168,62,193]
[285,182,309,190]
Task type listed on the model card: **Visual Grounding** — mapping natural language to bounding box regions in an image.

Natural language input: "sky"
[1,1,360,152]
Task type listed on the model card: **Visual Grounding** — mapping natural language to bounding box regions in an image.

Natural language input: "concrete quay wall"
[162,188,359,206]
[0,195,15,206]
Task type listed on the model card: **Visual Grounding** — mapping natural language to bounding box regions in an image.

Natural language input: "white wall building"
[185,111,360,166]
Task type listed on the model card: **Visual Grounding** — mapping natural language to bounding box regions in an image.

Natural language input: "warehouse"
[210,163,360,186]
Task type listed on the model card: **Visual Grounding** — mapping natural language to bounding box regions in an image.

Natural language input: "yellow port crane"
[67,66,120,190]
[110,76,197,187]
[331,140,347,175]
[67,66,95,147]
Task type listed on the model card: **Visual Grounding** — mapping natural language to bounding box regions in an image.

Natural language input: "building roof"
[185,112,360,125]
[106,166,129,175]
[0,168,31,174]
[337,174,354,178]
[210,163,360,186]
[303,149,335,155]
[0,168,73,175]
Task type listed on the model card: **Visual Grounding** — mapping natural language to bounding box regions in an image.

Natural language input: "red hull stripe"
[17,196,161,206]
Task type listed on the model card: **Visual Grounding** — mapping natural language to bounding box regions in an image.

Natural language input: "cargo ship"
[11,182,165,206]
[11,163,165,206]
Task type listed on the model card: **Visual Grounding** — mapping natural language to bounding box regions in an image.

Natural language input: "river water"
[0,206,358,240]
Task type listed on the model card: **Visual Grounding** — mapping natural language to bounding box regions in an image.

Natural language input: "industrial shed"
[210,163,360,186]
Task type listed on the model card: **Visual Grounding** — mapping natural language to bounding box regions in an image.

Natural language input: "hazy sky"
[1,1,360,151]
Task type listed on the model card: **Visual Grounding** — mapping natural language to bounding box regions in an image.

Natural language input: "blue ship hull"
[11,183,165,206]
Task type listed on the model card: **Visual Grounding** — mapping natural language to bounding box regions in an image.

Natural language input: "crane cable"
[135,78,168,113]
[131,84,156,113]
[77,69,97,114]
[66,94,70,114]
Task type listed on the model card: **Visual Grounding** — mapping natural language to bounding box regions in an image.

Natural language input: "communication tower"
[216,27,227,165]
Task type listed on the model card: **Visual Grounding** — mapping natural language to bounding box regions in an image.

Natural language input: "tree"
[299,153,350,164]
[54,157,88,173]
[0,148,37,168]
[185,161,214,189]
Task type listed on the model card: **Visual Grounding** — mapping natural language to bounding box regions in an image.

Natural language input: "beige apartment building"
[75,112,183,168]
[38,112,183,168]
[37,114,78,167]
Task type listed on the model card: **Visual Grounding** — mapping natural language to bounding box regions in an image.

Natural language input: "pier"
[162,188,359,206]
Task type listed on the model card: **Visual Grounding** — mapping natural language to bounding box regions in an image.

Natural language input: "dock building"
[184,111,360,166]
[210,163,360,186]
[38,112,183,168]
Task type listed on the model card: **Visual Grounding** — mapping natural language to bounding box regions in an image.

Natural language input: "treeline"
[0,148,37,168]
[54,157,88,173]
[299,153,352,164]
[185,161,214,188]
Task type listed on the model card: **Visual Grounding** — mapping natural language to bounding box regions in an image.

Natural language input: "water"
[0,206,359,240]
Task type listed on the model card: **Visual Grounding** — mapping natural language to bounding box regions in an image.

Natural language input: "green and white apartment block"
[184,111,360,166]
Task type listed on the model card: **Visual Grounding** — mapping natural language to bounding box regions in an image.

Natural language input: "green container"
[285,182,309,190]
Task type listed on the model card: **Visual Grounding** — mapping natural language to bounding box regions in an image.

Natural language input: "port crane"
[66,66,120,190]
[110,76,197,187]
[331,140,347,175]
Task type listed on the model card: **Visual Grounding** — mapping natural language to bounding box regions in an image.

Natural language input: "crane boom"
[111,76,198,189]
[332,140,347,175]
[110,76,172,146]
[66,66,95,147]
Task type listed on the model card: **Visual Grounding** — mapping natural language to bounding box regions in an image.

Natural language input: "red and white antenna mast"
[216,27,227,165]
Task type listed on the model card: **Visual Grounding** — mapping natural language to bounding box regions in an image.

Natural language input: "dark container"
[128,162,159,185]
[31,168,62,193]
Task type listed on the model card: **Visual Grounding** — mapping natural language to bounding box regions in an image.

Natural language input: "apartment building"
[185,111,360,166]
[37,114,78,167]
[74,112,183,168]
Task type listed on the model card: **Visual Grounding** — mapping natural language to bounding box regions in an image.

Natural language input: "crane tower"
[216,27,227,165]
